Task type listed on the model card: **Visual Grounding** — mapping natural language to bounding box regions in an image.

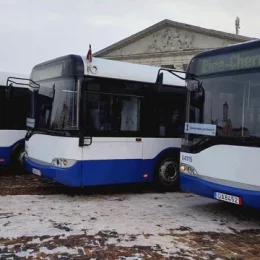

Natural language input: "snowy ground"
[1,192,260,259]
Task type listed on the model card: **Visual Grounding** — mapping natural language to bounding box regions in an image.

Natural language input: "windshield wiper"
[237,135,260,143]
[194,136,212,147]
[46,128,71,137]
[32,127,71,137]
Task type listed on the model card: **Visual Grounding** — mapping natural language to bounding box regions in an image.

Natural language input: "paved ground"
[0,172,63,196]
[1,229,260,259]
[0,173,260,259]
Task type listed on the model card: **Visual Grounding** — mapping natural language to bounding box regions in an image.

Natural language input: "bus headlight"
[180,163,198,176]
[51,158,77,168]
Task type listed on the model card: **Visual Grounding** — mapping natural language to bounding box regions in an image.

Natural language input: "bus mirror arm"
[155,68,186,87]
[6,77,40,91]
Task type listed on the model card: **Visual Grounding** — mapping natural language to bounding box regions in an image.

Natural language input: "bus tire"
[153,152,180,191]
[10,144,26,173]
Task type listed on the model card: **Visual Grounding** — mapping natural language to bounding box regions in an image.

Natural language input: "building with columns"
[94,19,256,70]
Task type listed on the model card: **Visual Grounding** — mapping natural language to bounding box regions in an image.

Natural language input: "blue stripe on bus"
[81,158,155,186]
[25,148,180,187]
[25,159,153,187]
[180,173,260,209]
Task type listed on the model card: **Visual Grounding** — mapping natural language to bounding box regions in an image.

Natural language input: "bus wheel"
[153,154,180,191]
[11,145,26,174]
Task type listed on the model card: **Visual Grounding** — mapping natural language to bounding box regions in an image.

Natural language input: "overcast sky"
[0,0,259,74]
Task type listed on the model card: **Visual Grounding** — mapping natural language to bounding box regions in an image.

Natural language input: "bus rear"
[180,40,260,209]
[0,72,30,170]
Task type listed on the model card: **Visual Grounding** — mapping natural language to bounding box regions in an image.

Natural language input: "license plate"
[32,168,41,176]
[214,192,242,205]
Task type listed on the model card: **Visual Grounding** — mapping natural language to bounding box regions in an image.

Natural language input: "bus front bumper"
[180,173,260,209]
[25,157,82,187]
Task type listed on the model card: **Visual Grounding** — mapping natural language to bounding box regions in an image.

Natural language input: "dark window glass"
[0,86,31,130]
[32,77,78,130]
[0,86,5,129]
[157,95,185,138]
[183,71,260,152]
[87,92,141,134]
[84,77,185,138]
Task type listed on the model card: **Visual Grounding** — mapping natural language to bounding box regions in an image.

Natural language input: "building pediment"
[94,19,256,58]
[145,27,196,53]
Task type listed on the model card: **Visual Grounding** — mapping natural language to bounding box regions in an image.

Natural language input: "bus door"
[81,90,144,186]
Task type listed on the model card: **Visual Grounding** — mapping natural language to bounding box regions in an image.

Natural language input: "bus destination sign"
[195,46,260,76]
[32,63,64,81]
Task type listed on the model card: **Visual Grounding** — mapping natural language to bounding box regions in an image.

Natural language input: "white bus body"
[180,40,260,208]
[25,55,186,188]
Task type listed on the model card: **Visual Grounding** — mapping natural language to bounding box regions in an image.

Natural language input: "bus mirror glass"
[190,82,204,107]
[156,72,164,89]
[5,83,13,100]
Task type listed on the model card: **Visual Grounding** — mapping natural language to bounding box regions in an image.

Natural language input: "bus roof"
[0,71,29,87]
[82,57,185,87]
[32,54,185,87]
[192,39,260,59]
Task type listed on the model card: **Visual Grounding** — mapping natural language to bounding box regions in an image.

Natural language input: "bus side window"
[85,93,99,133]
[120,96,140,132]
[86,92,141,136]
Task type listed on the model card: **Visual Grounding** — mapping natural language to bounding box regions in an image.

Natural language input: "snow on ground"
[1,192,259,238]
[0,192,260,258]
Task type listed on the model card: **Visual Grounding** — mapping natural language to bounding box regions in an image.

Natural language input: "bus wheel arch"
[153,150,180,191]
[10,142,25,173]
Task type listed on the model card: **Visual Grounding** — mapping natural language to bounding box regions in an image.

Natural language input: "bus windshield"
[183,71,260,152]
[33,77,78,130]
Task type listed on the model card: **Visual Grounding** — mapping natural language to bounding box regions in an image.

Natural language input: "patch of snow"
[15,249,36,258]
[0,192,259,240]
[107,233,203,259]
[14,246,79,259]
[39,246,79,255]
[27,237,53,244]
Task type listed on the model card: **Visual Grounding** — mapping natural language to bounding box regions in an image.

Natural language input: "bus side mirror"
[5,83,13,100]
[191,82,204,107]
[156,72,164,89]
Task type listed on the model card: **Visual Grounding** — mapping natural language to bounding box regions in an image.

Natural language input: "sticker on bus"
[214,192,242,205]
[32,168,41,176]
[184,123,216,136]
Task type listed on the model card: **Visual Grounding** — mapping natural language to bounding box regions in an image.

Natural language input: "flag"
[86,44,92,63]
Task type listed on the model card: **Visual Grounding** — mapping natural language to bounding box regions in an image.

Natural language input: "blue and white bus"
[24,54,186,189]
[180,39,260,208]
[0,71,30,171]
